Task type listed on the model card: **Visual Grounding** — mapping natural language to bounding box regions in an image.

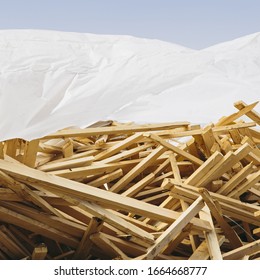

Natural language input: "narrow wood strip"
[43,122,190,139]
[142,196,204,260]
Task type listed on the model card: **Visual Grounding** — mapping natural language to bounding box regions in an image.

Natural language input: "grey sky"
[0,0,259,49]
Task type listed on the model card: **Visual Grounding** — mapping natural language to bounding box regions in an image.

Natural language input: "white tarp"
[0,30,259,141]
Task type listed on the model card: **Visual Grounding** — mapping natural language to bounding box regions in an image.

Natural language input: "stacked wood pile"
[0,100,259,260]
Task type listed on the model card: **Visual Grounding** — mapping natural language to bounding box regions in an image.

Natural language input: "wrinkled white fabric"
[0,30,259,141]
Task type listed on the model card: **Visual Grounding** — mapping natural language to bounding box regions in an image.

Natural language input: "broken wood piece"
[199,205,223,260]
[0,170,64,218]
[37,156,94,172]
[198,188,243,249]
[32,244,48,260]
[216,101,258,126]
[44,122,190,139]
[142,196,204,259]
[90,232,130,259]
[147,134,203,166]
[222,239,260,260]
[234,101,260,125]
[110,146,165,193]
[73,217,103,259]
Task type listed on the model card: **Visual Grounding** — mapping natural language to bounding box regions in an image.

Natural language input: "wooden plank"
[189,240,210,260]
[62,196,155,244]
[5,139,19,158]
[189,236,225,260]
[87,169,123,188]
[253,228,260,237]
[195,143,252,187]
[0,158,212,231]
[0,171,63,218]
[0,142,4,159]
[201,127,216,157]
[162,224,192,255]
[99,143,153,164]
[184,151,223,186]
[198,188,243,249]
[154,122,256,138]
[62,139,74,158]
[217,162,254,195]
[0,205,79,248]
[49,159,140,179]
[53,250,75,260]
[142,196,204,260]
[23,139,40,168]
[108,210,158,233]
[43,122,190,139]
[95,134,108,146]
[222,240,260,260]
[94,133,144,161]
[166,179,260,213]
[38,156,94,172]
[110,146,165,193]
[254,210,260,217]
[0,225,31,256]
[73,217,103,259]
[166,180,260,227]
[216,101,258,126]
[234,100,260,125]
[147,134,203,166]
[122,173,155,197]
[199,205,223,260]
[169,153,182,182]
[90,232,130,259]
[40,150,98,165]
[153,158,170,176]
[1,201,85,238]
[228,170,260,198]
[170,157,201,253]
[32,245,48,260]
[179,200,200,252]
[0,226,28,258]
[229,129,242,144]
[150,171,173,186]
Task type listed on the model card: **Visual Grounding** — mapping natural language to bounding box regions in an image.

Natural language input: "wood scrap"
[0,100,259,260]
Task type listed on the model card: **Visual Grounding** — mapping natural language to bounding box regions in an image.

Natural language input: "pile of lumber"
[0,100,259,260]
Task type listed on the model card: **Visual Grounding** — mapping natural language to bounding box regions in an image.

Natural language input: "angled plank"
[147,134,203,166]
[0,159,211,231]
[234,100,260,125]
[189,236,225,260]
[222,240,260,260]
[90,232,130,259]
[143,196,204,260]
[217,162,255,195]
[0,170,63,218]
[199,205,223,260]
[23,139,40,168]
[38,156,94,172]
[228,170,260,198]
[43,122,190,139]
[0,205,79,248]
[73,217,103,259]
[110,146,165,193]
[122,173,155,197]
[99,143,153,164]
[199,188,243,249]
[62,196,155,244]
[216,101,258,126]
[94,133,144,161]
[87,169,123,188]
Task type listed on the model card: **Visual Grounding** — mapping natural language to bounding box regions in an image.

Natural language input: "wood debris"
[0,100,259,260]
